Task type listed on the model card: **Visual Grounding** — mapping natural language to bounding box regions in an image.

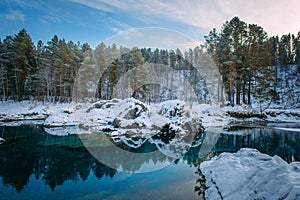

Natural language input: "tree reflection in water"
[0,125,299,196]
[0,125,117,192]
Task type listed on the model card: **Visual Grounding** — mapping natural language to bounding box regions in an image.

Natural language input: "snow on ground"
[0,98,206,158]
[0,100,299,132]
[273,127,300,132]
[265,109,300,123]
[1,100,300,197]
[0,98,203,137]
[200,148,300,200]
[196,103,300,126]
[0,100,74,126]
[195,103,227,128]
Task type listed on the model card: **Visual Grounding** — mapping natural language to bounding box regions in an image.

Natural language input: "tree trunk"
[248,76,251,105]
[236,77,240,105]
[230,63,234,106]
[215,50,221,102]
[242,80,246,104]
[220,76,224,106]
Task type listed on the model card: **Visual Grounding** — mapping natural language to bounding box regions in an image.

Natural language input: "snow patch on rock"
[0,137,5,144]
[200,148,300,200]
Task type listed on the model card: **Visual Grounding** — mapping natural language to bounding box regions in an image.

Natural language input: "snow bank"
[200,148,300,200]
[265,109,300,123]
[44,126,88,136]
[273,127,300,132]
[0,101,48,125]
[1,99,299,136]
[222,104,300,126]
[0,98,204,141]
[195,103,226,128]
[0,101,75,126]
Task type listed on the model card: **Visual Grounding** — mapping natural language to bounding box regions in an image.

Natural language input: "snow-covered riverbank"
[0,100,299,130]
[0,99,204,136]
[1,100,300,198]
[200,148,300,200]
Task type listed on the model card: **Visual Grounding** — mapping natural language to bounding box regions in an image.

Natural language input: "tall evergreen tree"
[12,29,37,99]
[204,28,224,104]
[293,31,300,65]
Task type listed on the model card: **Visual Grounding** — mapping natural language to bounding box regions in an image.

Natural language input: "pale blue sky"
[0,0,299,49]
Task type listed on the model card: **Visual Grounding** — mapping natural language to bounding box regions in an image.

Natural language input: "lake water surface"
[0,125,299,200]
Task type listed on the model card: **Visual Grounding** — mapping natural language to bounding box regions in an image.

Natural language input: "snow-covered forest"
[0,17,299,108]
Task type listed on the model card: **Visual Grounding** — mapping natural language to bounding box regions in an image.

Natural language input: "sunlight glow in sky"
[0,0,299,48]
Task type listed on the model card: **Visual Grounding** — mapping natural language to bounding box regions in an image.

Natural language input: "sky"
[0,0,299,49]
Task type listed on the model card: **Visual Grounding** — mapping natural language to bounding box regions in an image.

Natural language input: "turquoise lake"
[0,125,299,200]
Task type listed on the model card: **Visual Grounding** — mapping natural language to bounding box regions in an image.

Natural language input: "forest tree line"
[205,17,300,107]
[0,16,299,106]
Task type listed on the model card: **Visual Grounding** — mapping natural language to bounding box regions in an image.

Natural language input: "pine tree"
[269,36,280,91]
[279,34,293,66]
[0,38,9,99]
[204,28,224,104]
[246,24,271,105]
[74,43,96,100]
[175,48,183,69]
[45,35,60,98]
[169,49,176,69]
[35,40,45,98]
[12,29,37,99]
[294,31,300,65]
[248,26,274,112]
[218,20,233,105]
[228,17,248,105]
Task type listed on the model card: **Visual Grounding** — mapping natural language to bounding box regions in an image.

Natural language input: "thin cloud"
[69,0,300,37]
[68,0,114,13]
[5,9,25,21]
[109,26,143,41]
[41,15,61,24]
[118,28,142,40]
[104,27,199,51]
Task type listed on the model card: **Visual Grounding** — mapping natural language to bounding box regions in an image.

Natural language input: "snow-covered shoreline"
[0,100,299,129]
[1,100,300,198]
[0,99,205,136]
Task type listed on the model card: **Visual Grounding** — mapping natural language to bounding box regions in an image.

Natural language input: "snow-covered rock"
[110,98,204,131]
[5,97,202,144]
[112,98,150,129]
[92,98,205,158]
[200,148,300,200]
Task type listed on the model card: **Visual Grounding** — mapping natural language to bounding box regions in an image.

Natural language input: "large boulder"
[112,98,150,129]
[200,148,300,200]
[110,98,204,134]
[108,98,205,158]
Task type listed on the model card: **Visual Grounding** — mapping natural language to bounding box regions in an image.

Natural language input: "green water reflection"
[0,125,299,199]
